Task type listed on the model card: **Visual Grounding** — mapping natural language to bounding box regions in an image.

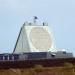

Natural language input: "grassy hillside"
[0,63,75,75]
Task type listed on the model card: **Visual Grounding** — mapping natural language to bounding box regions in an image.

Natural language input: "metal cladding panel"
[47,52,73,59]
[0,54,19,61]
[0,54,4,60]
[26,52,47,60]
[4,56,8,60]
[55,53,73,58]
[8,55,13,60]
[13,54,19,60]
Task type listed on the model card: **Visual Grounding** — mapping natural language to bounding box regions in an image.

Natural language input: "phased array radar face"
[29,27,52,52]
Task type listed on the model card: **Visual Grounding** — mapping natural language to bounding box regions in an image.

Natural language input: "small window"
[63,51,66,54]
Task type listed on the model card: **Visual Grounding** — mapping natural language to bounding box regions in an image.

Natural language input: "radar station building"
[13,17,73,59]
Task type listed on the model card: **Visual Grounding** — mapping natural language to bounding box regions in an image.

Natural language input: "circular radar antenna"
[29,27,52,52]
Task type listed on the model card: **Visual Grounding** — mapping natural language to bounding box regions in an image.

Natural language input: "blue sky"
[0,0,75,56]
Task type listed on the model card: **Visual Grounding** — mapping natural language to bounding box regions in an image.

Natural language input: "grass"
[0,62,75,75]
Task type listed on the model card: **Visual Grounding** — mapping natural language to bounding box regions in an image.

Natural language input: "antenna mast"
[33,16,38,24]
